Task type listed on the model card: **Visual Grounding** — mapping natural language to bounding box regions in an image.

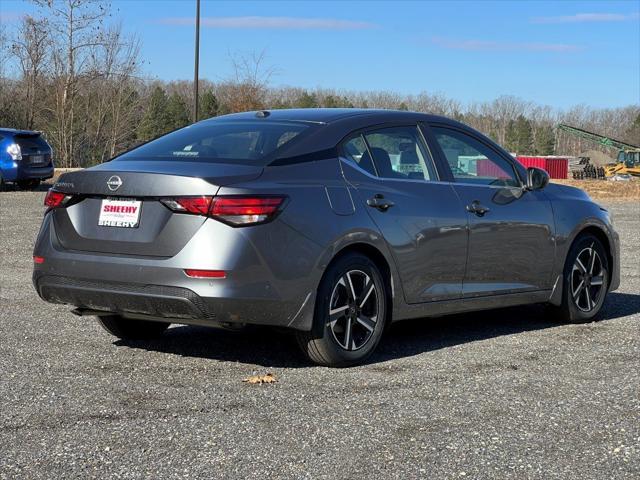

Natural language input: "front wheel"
[296,253,387,367]
[97,315,170,340]
[550,234,610,323]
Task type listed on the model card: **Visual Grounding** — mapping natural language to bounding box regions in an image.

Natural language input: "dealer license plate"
[98,199,142,228]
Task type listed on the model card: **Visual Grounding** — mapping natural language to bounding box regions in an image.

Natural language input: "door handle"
[466,200,490,216]
[367,194,395,212]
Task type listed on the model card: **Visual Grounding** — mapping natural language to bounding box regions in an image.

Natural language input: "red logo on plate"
[103,205,138,214]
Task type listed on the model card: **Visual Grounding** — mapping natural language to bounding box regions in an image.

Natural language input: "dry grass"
[552,179,640,201]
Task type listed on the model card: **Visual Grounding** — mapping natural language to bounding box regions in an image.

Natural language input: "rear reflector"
[33,256,45,264]
[184,269,226,278]
[44,190,69,208]
[161,195,286,226]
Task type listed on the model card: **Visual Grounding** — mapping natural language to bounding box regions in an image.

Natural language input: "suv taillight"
[161,195,287,226]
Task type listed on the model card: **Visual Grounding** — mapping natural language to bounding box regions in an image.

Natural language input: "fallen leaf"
[243,373,277,384]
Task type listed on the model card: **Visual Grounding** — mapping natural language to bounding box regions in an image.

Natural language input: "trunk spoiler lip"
[52,164,264,195]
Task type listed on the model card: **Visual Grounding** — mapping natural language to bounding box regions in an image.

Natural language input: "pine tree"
[505,119,518,152]
[199,90,219,120]
[137,86,169,141]
[165,93,190,131]
[506,115,533,153]
[534,125,555,155]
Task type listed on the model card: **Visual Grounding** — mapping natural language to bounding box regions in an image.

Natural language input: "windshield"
[116,121,309,165]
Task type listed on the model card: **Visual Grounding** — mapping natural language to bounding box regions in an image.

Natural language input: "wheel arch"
[571,225,614,278]
[325,242,395,325]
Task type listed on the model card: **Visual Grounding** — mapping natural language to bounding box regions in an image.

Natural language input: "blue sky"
[2,0,639,108]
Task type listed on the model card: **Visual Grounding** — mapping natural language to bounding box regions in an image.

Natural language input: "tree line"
[1,0,638,168]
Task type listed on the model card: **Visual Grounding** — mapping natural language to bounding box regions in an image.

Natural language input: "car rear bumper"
[33,273,302,327]
[32,214,321,330]
[2,162,54,182]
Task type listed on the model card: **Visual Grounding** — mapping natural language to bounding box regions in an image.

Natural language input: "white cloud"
[156,16,376,30]
[531,12,640,24]
[431,37,581,53]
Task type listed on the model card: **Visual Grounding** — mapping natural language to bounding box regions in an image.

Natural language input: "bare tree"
[32,0,109,167]
[84,23,141,161]
[10,16,50,128]
[220,49,278,112]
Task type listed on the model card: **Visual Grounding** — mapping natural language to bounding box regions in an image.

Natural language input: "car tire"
[296,253,387,367]
[97,315,170,340]
[549,233,610,323]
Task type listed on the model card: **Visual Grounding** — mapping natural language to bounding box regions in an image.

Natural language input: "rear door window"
[117,121,308,165]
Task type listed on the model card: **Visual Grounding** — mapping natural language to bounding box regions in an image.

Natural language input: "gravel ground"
[1,190,639,480]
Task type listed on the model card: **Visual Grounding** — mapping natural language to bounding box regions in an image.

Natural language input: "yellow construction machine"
[557,124,640,177]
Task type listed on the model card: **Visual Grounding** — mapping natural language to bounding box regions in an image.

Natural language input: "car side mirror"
[526,167,549,191]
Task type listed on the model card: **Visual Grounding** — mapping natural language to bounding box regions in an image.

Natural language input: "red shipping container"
[516,156,547,170]
[477,158,511,179]
[545,158,568,179]
[516,156,568,179]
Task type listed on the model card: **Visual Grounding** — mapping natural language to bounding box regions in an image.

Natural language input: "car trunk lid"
[50,160,263,257]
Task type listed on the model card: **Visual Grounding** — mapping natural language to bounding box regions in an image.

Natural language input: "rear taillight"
[160,196,213,215]
[7,143,22,161]
[44,189,71,208]
[210,196,285,226]
[161,195,286,227]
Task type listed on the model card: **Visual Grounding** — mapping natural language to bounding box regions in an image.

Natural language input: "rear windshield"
[15,133,50,153]
[116,121,308,165]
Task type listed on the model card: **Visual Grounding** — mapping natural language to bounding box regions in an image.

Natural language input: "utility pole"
[193,0,201,123]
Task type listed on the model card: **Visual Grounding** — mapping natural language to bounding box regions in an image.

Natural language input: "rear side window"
[363,127,436,181]
[431,127,520,187]
[117,121,308,165]
[342,133,377,176]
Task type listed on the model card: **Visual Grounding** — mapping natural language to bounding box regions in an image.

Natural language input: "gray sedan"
[33,109,620,366]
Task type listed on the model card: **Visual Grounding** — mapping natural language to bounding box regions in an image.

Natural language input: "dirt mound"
[579,149,616,167]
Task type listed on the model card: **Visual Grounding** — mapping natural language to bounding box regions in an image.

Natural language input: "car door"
[340,124,468,303]
[426,123,556,297]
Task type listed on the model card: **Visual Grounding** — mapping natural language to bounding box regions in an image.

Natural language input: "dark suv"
[0,128,54,190]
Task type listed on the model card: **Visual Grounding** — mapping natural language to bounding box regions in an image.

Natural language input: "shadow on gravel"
[598,292,640,320]
[115,292,640,368]
[0,183,50,193]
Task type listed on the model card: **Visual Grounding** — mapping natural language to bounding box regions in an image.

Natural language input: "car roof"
[196,108,474,165]
[202,108,452,125]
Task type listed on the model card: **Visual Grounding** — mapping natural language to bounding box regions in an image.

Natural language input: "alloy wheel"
[570,245,606,313]
[328,270,378,351]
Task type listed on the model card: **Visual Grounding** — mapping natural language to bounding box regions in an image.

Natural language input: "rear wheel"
[550,234,609,323]
[296,253,387,367]
[97,315,170,340]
